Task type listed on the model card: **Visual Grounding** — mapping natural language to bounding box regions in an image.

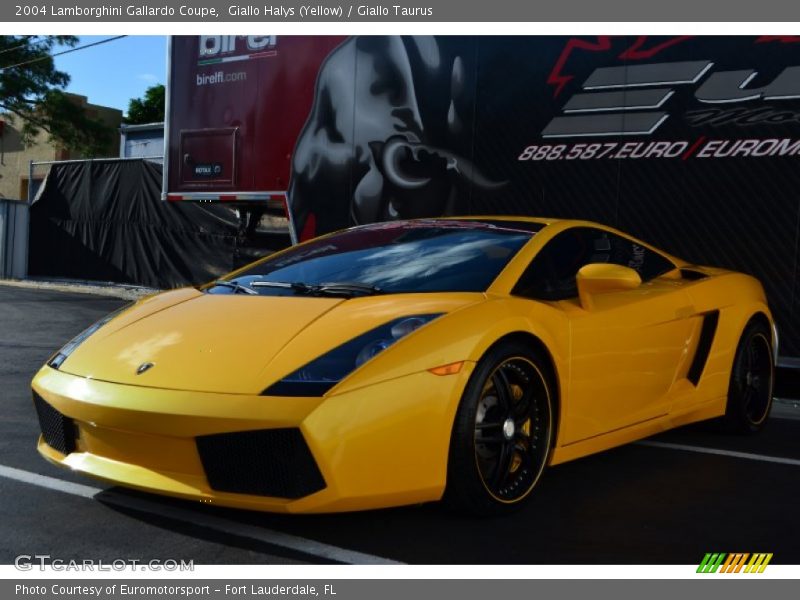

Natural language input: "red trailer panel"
[163,35,345,211]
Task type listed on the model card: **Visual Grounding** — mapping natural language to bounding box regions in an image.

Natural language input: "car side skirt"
[549,396,725,465]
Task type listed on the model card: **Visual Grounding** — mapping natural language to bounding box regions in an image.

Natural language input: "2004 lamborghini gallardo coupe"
[32,217,777,514]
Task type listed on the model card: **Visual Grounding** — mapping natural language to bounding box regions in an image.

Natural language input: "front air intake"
[196,428,326,499]
[32,392,77,455]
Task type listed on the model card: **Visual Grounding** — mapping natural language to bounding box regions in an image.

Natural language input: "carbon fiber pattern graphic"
[290,35,800,357]
[468,36,800,357]
[617,157,800,357]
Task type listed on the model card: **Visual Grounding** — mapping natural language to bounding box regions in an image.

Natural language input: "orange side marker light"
[429,361,464,376]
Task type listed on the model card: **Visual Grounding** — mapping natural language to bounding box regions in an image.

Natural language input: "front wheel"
[724,320,774,434]
[444,341,554,516]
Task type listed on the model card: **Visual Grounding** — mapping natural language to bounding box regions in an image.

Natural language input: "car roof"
[438,216,682,263]
[346,215,672,254]
[443,215,622,233]
[355,216,619,235]
[445,215,559,226]
[350,216,551,234]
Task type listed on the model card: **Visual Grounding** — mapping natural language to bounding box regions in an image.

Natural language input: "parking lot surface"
[1,284,798,565]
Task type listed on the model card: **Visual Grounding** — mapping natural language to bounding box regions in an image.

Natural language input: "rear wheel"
[724,320,774,433]
[444,341,553,515]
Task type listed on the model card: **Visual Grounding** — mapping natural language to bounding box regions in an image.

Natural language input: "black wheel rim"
[734,333,772,425]
[473,357,550,503]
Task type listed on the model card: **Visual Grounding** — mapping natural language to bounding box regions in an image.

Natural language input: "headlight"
[47,303,133,370]
[263,314,442,396]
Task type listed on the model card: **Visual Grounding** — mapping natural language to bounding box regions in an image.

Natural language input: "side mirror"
[576,263,641,310]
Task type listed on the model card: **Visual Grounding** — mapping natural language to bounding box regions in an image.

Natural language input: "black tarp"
[28,159,241,289]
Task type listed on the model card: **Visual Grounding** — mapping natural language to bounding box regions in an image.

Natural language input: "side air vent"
[687,311,720,386]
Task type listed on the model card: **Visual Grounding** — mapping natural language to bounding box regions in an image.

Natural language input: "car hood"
[59,287,481,394]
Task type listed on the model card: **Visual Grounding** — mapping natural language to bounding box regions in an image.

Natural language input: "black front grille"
[196,428,326,499]
[32,392,76,455]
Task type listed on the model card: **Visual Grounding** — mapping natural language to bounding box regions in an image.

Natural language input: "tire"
[444,340,554,516]
[723,320,774,434]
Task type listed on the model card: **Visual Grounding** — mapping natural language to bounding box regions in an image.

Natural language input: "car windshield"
[211,220,540,296]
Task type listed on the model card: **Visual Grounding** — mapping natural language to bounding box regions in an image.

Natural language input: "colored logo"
[697,553,773,573]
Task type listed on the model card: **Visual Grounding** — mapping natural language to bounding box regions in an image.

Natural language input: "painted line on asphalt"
[0,464,100,498]
[636,440,800,467]
[96,489,403,565]
[0,464,402,565]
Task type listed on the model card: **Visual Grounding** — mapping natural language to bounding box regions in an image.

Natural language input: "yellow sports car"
[32,217,777,514]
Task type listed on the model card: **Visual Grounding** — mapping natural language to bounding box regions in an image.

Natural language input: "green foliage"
[125,84,165,125]
[0,36,114,156]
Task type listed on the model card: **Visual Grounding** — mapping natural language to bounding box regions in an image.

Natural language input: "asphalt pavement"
[1,284,798,565]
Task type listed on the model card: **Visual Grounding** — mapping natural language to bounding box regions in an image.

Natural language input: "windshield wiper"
[249,280,310,293]
[312,282,384,297]
[210,280,258,295]
[251,280,383,298]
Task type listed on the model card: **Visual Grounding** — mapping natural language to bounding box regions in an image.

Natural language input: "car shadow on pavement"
[94,416,800,565]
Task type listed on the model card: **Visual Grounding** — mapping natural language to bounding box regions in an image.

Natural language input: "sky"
[54,36,167,116]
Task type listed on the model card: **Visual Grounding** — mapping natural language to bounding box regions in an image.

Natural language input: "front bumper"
[32,364,473,513]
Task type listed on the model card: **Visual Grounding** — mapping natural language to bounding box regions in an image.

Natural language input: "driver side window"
[512,228,599,300]
[512,227,675,300]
